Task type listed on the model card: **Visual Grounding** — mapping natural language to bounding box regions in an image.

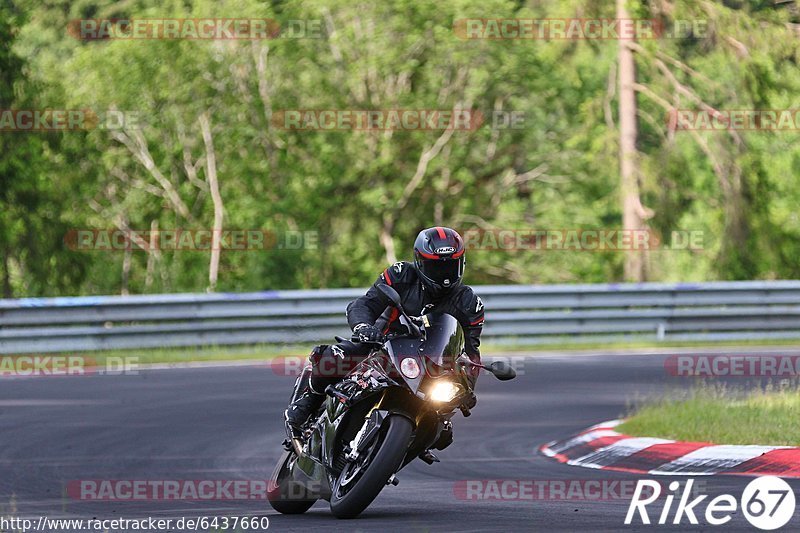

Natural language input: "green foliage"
[1,0,799,296]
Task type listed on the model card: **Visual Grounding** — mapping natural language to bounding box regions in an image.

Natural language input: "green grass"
[618,384,800,446]
[482,337,800,353]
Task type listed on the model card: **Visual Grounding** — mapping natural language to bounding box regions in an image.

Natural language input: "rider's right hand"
[352,323,384,343]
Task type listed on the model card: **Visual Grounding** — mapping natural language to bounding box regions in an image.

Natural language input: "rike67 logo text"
[626,477,795,530]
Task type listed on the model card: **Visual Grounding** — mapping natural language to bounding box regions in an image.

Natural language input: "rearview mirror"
[377,283,403,307]
[489,361,516,381]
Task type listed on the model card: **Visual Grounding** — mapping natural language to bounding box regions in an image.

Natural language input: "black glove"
[352,323,384,343]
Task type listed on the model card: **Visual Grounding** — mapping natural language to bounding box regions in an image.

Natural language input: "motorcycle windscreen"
[384,314,463,393]
[418,313,464,375]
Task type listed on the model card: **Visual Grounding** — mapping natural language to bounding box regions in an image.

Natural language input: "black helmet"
[413,227,465,296]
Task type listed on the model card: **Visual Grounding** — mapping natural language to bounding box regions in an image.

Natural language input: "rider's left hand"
[352,323,384,343]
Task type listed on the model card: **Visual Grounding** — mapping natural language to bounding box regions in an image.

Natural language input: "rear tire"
[329,415,413,519]
[267,449,317,514]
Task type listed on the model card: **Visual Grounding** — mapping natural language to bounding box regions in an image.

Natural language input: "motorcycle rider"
[284,226,485,441]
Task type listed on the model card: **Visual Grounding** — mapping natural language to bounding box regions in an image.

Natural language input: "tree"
[617,0,651,281]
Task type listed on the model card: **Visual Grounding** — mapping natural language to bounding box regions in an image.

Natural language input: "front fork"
[345,409,390,460]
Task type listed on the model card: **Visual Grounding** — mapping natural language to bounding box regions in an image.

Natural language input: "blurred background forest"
[1,0,800,298]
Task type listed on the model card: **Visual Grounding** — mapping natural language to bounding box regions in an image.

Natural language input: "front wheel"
[267,449,317,514]
[329,414,413,519]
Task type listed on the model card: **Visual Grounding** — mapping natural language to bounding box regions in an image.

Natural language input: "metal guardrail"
[1,281,799,353]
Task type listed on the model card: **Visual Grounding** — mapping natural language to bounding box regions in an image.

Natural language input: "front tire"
[267,449,317,514]
[329,414,413,519]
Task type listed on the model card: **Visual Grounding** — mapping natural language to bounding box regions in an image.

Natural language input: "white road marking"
[650,445,788,475]
[569,437,673,468]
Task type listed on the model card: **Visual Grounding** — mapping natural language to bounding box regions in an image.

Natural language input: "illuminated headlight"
[429,381,461,403]
[400,358,421,379]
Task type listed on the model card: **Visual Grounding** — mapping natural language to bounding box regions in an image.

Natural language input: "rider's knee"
[309,374,337,395]
[308,344,347,394]
[308,344,329,364]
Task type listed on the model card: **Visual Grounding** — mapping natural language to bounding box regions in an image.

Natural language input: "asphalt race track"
[2,348,799,532]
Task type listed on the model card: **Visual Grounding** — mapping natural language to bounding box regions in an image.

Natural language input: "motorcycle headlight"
[400,358,421,379]
[428,381,461,403]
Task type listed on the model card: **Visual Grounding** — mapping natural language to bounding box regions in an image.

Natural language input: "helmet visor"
[419,258,462,287]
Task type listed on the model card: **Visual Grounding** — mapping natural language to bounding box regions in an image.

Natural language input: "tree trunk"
[380,214,398,265]
[617,0,647,282]
[145,219,159,291]
[121,245,131,296]
[114,213,132,295]
[200,112,224,292]
[1,248,12,298]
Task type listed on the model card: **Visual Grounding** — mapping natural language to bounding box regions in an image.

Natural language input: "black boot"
[432,420,453,450]
[284,366,325,439]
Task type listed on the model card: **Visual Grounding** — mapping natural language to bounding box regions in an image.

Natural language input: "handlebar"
[351,316,427,345]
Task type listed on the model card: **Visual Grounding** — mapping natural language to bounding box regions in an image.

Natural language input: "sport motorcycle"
[267,284,516,518]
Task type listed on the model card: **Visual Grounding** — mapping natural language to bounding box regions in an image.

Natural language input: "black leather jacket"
[345,261,485,360]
